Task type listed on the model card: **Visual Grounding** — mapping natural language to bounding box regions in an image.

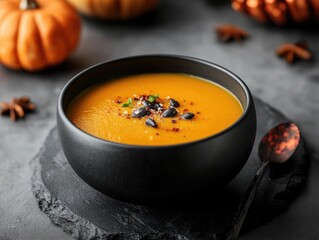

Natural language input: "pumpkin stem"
[20,0,39,10]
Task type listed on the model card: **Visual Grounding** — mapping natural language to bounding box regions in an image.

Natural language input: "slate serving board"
[31,97,309,240]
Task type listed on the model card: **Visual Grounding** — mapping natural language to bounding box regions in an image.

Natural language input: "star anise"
[276,41,312,64]
[216,24,249,42]
[0,96,36,121]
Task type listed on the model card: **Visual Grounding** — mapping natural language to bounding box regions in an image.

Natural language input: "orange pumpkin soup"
[67,73,243,146]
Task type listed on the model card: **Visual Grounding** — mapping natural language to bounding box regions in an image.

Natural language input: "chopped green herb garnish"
[148,94,159,103]
[122,98,132,107]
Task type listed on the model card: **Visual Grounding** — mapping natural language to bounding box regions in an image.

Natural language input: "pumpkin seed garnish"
[181,112,195,120]
[119,94,195,132]
[169,99,180,108]
[132,107,150,118]
[162,107,178,118]
[146,118,158,128]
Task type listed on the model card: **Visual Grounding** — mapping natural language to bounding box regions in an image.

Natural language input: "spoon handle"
[225,160,269,240]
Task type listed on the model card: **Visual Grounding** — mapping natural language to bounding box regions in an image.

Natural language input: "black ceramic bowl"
[57,55,256,204]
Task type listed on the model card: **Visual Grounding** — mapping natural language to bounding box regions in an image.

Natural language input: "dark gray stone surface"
[0,0,318,239]
[31,97,309,240]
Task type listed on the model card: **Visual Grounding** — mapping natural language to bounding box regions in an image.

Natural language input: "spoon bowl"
[259,122,301,164]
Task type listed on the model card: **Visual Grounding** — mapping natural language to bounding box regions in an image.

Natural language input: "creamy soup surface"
[67,73,243,146]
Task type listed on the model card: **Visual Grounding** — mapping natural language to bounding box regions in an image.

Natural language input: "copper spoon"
[223,122,301,240]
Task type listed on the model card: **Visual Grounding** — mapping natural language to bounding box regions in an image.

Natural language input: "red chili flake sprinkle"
[156,133,159,136]
[190,102,194,105]
[171,120,177,123]
[197,112,200,114]
[172,128,179,132]
[116,99,122,103]
[133,98,139,101]
[183,109,188,112]
[118,113,122,116]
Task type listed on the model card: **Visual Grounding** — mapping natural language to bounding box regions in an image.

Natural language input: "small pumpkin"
[232,0,319,25]
[0,0,81,72]
[66,0,159,20]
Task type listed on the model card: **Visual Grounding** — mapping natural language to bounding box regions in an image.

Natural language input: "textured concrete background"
[0,0,318,239]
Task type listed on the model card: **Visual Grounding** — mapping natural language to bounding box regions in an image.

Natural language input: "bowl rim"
[58,54,254,149]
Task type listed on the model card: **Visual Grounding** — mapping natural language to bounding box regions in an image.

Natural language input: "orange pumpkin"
[66,0,159,20]
[232,0,319,25]
[0,0,81,72]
